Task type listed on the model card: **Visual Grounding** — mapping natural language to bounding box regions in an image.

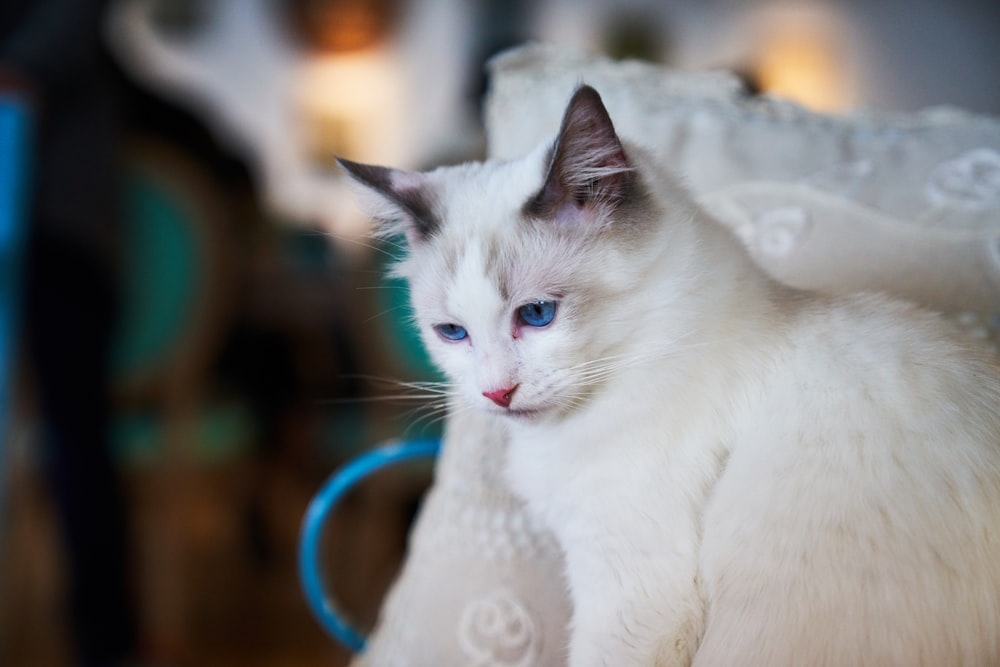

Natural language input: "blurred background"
[0,0,998,665]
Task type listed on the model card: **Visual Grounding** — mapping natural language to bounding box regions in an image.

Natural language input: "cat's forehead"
[430,148,547,234]
[403,143,600,307]
[419,154,547,274]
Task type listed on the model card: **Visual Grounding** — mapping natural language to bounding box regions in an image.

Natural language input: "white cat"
[341,86,1000,666]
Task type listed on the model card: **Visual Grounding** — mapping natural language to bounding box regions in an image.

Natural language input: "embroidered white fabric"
[352,409,569,667]
[485,45,1000,323]
[357,45,999,667]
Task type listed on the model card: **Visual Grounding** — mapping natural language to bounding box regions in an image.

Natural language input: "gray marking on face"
[440,234,462,281]
[484,234,512,303]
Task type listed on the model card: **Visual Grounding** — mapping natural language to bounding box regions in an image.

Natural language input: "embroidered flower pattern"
[752,206,813,258]
[925,148,1000,210]
[458,589,538,667]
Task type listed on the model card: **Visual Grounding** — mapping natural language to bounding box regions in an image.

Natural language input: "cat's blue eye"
[434,323,468,341]
[518,300,557,328]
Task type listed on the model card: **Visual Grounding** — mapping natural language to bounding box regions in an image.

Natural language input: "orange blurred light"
[751,8,856,113]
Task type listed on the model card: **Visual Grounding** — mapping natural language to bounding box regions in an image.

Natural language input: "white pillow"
[353,410,567,667]
[487,45,1000,341]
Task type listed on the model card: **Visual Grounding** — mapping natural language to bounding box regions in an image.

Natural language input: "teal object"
[374,238,446,441]
[112,170,201,380]
[376,237,441,382]
[113,401,253,467]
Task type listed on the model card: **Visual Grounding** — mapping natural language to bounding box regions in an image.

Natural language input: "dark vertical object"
[469,0,530,118]
[0,89,31,553]
[1,0,137,664]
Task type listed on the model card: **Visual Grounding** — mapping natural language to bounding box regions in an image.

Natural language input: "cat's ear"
[527,85,633,224]
[337,158,437,243]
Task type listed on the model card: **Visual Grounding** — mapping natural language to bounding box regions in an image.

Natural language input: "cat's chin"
[505,407,545,420]
[480,404,547,421]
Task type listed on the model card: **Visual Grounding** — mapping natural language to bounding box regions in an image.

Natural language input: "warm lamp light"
[750,8,856,113]
[296,50,404,163]
[289,0,402,54]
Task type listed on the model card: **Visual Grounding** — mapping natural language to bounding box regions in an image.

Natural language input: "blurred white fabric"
[353,408,568,667]
[488,45,1000,318]
[107,0,477,243]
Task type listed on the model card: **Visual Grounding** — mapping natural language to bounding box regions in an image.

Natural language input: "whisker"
[317,374,455,414]
[363,304,410,325]
[337,373,450,391]
[401,396,458,435]
[316,230,407,260]
[405,409,450,435]
[317,393,450,407]
[555,330,722,402]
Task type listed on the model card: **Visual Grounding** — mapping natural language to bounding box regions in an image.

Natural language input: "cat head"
[341,86,695,420]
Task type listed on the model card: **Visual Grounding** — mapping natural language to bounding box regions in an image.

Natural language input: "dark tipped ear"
[337,157,438,241]
[527,85,632,221]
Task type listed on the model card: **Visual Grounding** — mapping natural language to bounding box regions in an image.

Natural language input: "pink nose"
[483,385,518,408]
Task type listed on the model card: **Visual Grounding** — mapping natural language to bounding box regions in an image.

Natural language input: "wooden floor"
[0,427,430,667]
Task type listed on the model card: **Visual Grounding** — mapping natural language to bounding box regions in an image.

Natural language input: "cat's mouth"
[503,401,566,421]
[480,400,545,420]
[479,386,562,420]
[485,391,570,421]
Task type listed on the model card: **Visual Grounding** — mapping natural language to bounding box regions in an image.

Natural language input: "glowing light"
[750,6,856,113]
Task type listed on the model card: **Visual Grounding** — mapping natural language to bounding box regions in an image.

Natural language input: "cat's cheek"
[423,343,464,383]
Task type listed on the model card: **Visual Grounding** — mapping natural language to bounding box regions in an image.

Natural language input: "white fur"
[347,112,1000,666]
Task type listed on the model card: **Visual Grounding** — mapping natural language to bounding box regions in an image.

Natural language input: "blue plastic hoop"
[298,438,442,653]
